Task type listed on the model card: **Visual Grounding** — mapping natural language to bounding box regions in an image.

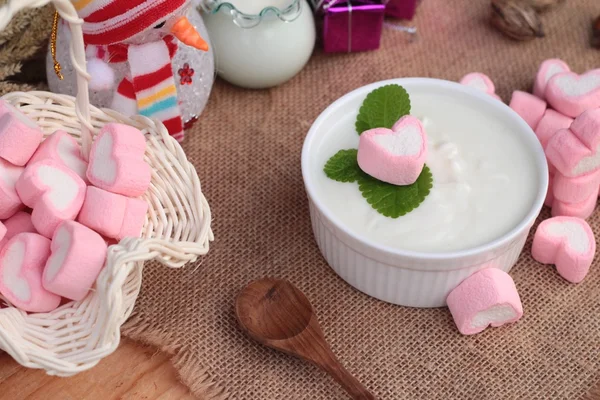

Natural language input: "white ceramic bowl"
[301,78,549,308]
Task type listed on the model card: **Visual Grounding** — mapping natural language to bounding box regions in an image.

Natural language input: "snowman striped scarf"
[88,36,184,141]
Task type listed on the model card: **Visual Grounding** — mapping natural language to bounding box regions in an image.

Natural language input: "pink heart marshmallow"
[533,59,570,99]
[546,69,600,117]
[545,109,600,178]
[43,221,108,301]
[357,115,428,186]
[28,130,88,181]
[15,160,86,238]
[0,100,43,166]
[86,123,151,197]
[446,268,523,336]
[0,233,61,312]
[532,216,596,283]
[0,158,24,220]
[459,72,496,95]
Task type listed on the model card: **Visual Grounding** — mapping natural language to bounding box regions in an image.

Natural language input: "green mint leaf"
[323,149,363,183]
[355,84,411,135]
[357,165,433,218]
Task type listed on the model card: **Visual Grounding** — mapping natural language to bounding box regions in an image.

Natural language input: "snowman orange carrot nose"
[171,17,209,51]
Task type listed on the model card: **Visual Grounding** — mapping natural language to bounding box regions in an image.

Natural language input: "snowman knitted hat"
[75,0,188,45]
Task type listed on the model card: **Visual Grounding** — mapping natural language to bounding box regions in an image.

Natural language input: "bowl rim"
[301,77,549,262]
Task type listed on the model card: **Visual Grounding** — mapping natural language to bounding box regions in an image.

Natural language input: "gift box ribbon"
[313,0,386,53]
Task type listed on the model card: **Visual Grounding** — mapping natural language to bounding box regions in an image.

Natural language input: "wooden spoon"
[235,278,376,400]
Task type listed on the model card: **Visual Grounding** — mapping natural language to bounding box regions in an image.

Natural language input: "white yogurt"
[312,91,539,253]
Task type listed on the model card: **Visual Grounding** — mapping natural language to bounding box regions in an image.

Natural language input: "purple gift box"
[384,0,419,20]
[321,1,385,53]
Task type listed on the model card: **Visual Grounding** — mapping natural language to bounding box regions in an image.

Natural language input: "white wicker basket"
[0,0,213,376]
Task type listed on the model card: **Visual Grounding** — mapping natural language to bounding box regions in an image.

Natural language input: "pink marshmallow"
[357,116,428,186]
[0,222,5,244]
[86,123,151,197]
[569,108,600,151]
[535,109,574,149]
[545,173,554,207]
[552,170,600,203]
[0,101,43,166]
[446,268,523,336]
[546,129,596,178]
[533,59,571,99]
[77,186,148,240]
[15,160,86,238]
[0,212,36,249]
[28,130,88,181]
[120,197,149,239]
[509,91,547,130]
[546,69,600,117]
[459,73,496,95]
[0,233,61,312]
[545,109,600,177]
[532,216,595,283]
[551,187,599,219]
[43,221,107,301]
[0,158,24,219]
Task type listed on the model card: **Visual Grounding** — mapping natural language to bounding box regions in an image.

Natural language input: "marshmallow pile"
[508,60,600,219]
[0,100,151,313]
[448,66,600,336]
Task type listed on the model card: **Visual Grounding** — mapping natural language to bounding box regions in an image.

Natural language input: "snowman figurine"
[50,0,212,142]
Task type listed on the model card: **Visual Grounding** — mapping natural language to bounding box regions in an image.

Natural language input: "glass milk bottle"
[200,0,316,89]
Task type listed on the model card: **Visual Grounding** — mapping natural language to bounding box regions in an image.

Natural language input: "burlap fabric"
[121,1,600,398]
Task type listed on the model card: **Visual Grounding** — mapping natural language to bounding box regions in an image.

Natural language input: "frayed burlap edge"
[124,309,600,400]
[123,314,229,400]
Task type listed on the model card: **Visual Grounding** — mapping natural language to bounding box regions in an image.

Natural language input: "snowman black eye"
[154,21,166,29]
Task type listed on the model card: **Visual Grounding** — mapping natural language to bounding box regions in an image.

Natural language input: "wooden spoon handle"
[312,346,376,400]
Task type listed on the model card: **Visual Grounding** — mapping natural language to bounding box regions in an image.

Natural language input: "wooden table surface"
[0,340,196,400]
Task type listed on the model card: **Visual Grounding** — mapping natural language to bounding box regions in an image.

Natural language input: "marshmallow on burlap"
[357,116,428,186]
[78,186,148,240]
[552,186,599,219]
[532,216,596,283]
[509,91,547,130]
[28,130,88,181]
[533,59,571,99]
[43,221,107,301]
[0,100,43,166]
[0,211,36,249]
[545,109,600,178]
[0,233,61,312]
[16,160,86,238]
[535,109,573,149]
[546,69,600,117]
[0,158,24,219]
[553,170,600,203]
[446,268,523,336]
[87,123,151,197]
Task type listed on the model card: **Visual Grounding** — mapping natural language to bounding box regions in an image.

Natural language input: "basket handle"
[111,237,211,268]
[0,0,94,160]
